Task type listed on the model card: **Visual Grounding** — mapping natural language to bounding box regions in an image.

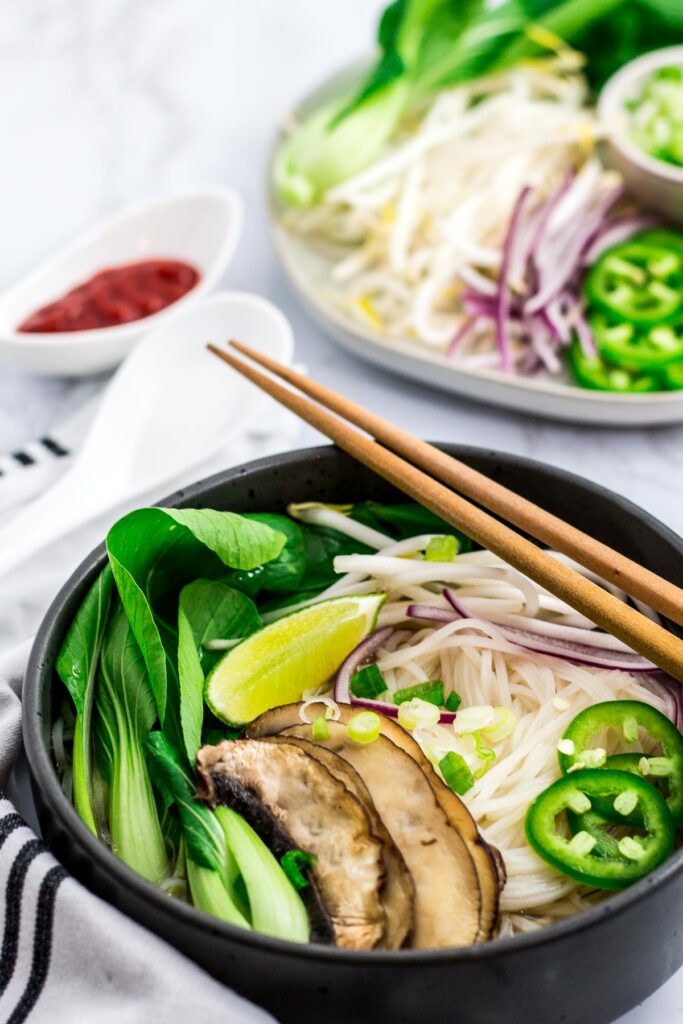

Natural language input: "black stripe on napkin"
[6,866,67,1024]
[0,839,43,996]
[40,437,69,458]
[0,814,24,850]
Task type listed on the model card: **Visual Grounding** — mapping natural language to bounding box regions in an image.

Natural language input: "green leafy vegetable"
[351,501,473,550]
[106,508,285,728]
[177,581,261,761]
[145,731,251,926]
[225,514,307,597]
[215,807,310,942]
[56,567,113,835]
[275,0,683,205]
[96,608,168,884]
[279,849,317,891]
[186,860,251,929]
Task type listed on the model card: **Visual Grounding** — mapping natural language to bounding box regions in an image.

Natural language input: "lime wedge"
[205,594,386,726]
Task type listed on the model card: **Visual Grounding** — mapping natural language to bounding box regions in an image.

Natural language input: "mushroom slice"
[196,739,387,950]
[249,713,484,949]
[265,734,415,950]
[249,702,502,940]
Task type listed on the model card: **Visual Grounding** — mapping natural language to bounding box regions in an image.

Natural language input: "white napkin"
[0,400,303,650]
[0,400,302,1022]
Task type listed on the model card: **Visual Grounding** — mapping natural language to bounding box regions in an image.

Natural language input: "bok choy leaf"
[96,607,168,884]
[56,567,114,835]
[177,580,261,762]
[146,733,309,940]
[106,508,286,733]
[145,732,250,928]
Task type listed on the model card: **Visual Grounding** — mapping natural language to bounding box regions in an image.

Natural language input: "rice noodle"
[314,537,673,936]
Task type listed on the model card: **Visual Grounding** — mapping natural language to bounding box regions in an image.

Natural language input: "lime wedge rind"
[205,593,385,727]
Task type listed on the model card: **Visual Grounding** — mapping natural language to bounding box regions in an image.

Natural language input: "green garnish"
[445,691,462,712]
[347,711,382,744]
[425,535,459,562]
[350,663,387,699]
[311,715,330,741]
[439,752,475,795]
[279,849,317,892]
[393,680,445,706]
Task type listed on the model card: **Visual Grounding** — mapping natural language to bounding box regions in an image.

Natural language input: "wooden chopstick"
[208,342,683,683]
[228,339,683,630]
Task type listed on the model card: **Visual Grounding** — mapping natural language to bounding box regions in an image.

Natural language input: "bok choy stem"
[215,806,310,943]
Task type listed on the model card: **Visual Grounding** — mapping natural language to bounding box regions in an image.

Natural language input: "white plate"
[269,60,683,427]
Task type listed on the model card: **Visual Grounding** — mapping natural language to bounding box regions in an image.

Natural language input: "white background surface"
[1,1,682,1020]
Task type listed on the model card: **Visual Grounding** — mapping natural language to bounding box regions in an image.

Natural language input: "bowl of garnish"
[23,441,683,1024]
[0,185,243,376]
[599,46,683,227]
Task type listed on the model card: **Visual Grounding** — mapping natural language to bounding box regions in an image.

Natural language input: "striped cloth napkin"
[0,398,302,1022]
[0,643,274,1024]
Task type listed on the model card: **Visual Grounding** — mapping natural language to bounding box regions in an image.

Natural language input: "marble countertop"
[1,1,682,1021]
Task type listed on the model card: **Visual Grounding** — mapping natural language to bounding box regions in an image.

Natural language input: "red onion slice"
[334,627,398,718]
[334,625,457,723]
[496,186,532,372]
[407,604,459,623]
[443,590,659,672]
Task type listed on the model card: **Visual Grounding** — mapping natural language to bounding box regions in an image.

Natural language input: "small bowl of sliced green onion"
[599,46,683,227]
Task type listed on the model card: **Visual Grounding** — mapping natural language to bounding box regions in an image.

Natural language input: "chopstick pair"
[209,340,683,684]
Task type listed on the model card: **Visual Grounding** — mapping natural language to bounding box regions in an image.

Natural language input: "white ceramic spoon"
[0,291,294,578]
[0,185,243,376]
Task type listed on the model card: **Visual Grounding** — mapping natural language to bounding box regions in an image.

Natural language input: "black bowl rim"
[23,443,683,968]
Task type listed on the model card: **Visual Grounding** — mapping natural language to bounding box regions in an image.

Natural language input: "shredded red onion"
[334,624,458,723]
[442,590,659,673]
[495,186,532,372]
[458,174,643,379]
[407,604,459,623]
[334,627,399,718]
[447,314,476,357]
[643,674,683,731]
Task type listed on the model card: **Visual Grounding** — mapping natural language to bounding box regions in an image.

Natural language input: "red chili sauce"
[17,259,200,333]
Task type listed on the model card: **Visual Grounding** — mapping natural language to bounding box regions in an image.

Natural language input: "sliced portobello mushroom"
[335,704,506,933]
[264,733,415,950]
[248,710,488,949]
[265,701,504,937]
[196,739,387,950]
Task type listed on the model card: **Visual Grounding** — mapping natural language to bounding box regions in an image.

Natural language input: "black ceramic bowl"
[24,445,683,1024]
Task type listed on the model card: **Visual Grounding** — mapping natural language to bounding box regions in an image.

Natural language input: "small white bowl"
[0,185,243,377]
[599,46,683,227]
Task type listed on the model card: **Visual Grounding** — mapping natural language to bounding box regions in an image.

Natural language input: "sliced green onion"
[350,663,387,699]
[445,691,462,713]
[311,716,329,742]
[453,706,495,733]
[280,849,316,891]
[425,535,459,562]
[393,680,444,707]
[439,752,474,795]
[397,698,440,730]
[347,711,382,744]
[481,707,518,743]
